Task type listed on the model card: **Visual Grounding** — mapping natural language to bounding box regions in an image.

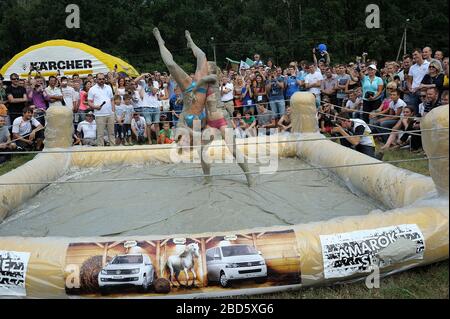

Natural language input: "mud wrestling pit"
[0,93,448,299]
[0,158,384,238]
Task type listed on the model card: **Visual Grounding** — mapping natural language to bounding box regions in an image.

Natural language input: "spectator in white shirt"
[407,48,430,112]
[304,61,324,108]
[60,77,78,112]
[139,81,161,145]
[45,76,64,107]
[88,73,115,146]
[77,112,97,146]
[131,112,147,144]
[12,106,44,151]
[378,89,406,143]
[221,76,235,118]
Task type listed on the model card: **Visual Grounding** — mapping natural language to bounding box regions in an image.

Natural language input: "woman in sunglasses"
[420,59,445,97]
[417,89,428,117]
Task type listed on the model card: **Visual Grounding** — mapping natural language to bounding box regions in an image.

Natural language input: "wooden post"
[200,238,208,287]
[161,244,167,278]
[252,233,258,251]
[155,240,161,277]
[102,244,109,267]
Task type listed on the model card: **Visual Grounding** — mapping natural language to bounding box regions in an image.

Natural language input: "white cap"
[368,64,377,70]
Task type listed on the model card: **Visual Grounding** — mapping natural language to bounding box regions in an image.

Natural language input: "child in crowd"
[232,111,246,138]
[122,94,134,146]
[157,121,174,144]
[278,106,292,133]
[318,100,337,135]
[342,90,362,119]
[114,95,126,145]
[369,82,397,125]
[242,111,257,137]
[131,112,147,144]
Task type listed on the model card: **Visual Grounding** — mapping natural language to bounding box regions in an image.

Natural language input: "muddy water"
[0,158,384,237]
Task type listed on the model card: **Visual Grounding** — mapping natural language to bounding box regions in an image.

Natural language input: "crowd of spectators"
[0,46,449,163]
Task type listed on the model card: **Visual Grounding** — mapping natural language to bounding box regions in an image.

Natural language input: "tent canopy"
[0,39,140,79]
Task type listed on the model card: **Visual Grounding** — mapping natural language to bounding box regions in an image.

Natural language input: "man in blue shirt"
[285,66,302,105]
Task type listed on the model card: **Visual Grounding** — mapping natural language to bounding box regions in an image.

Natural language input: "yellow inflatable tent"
[0,39,140,79]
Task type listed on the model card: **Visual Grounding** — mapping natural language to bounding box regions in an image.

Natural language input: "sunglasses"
[11,78,19,81]
[420,95,427,98]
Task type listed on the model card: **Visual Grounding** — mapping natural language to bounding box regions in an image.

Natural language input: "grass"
[252,261,449,299]
[0,149,448,299]
[382,148,431,176]
[0,154,36,176]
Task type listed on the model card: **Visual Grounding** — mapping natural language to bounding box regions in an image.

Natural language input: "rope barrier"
[0,156,446,187]
[319,99,425,120]
[0,127,447,156]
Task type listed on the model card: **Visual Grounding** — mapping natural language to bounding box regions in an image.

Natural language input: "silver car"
[98,254,155,293]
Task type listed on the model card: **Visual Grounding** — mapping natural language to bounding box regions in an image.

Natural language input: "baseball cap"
[317,44,327,53]
[86,111,94,117]
[368,64,377,70]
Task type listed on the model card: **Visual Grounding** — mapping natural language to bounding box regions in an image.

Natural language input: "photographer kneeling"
[331,113,376,158]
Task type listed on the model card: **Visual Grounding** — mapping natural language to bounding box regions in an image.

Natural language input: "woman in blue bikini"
[153,28,208,129]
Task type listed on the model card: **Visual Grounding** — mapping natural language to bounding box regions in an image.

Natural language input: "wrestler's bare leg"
[199,127,216,184]
[220,126,255,187]
[185,30,209,78]
[153,28,191,91]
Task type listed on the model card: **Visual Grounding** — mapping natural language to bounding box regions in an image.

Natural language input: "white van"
[98,254,155,293]
[206,245,268,288]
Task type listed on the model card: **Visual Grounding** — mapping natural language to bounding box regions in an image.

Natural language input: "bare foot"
[185,30,193,49]
[246,174,256,187]
[203,176,212,185]
[153,28,164,45]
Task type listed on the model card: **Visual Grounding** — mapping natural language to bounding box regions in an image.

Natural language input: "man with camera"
[266,70,286,119]
[28,76,48,126]
[60,77,78,112]
[285,65,302,105]
[331,113,376,158]
[361,65,384,124]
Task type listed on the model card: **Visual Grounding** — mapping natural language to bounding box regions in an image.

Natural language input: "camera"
[365,91,375,99]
